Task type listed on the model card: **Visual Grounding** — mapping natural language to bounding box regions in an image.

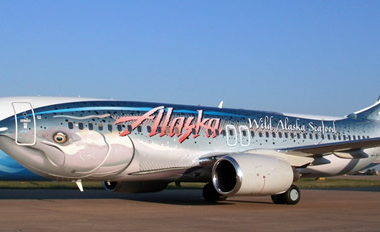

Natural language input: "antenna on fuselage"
[74,179,84,192]
[218,101,224,109]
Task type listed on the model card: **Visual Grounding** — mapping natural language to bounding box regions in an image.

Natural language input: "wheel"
[202,183,227,201]
[271,185,301,205]
[284,185,301,205]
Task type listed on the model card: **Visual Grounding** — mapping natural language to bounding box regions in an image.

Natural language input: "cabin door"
[12,102,36,146]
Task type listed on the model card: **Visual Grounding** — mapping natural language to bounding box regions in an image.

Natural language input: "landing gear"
[202,183,228,201]
[271,185,300,205]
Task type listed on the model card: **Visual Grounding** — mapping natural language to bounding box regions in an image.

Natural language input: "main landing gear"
[271,185,301,205]
[202,183,301,205]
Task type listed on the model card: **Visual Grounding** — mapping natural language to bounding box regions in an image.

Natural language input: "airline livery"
[0,96,380,204]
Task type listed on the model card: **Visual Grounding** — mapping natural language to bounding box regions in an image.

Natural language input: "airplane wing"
[199,137,380,169]
[280,137,380,155]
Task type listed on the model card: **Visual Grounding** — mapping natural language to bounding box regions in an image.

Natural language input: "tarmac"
[0,188,379,232]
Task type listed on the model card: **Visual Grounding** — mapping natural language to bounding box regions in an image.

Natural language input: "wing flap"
[245,150,314,167]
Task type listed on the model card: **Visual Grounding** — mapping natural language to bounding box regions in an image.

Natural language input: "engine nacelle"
[212,153,293,196]
[102,181,168,194]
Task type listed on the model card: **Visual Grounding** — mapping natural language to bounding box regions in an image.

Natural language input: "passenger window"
[303,133,307,139]
[309,133,313,139]
[147,126,152,133]
[229,129,234,136]
[259,132,263,137]
[98,123,104,131]
[297,133,300,139]
[327,134,331,140]
[278,132,282,138]
[315,134,319,140]
[88,123,94,130]
[265,132,269,138]
[117,125,122,132]
[108,124,113,132]
[352,135,356,140]
[78,122,84,130]
[222,130,226,136]
[137,126,142,133]
[285,133,288,138]
[127,125,132,132]
[272,132,276,138]
[68,122,74,130]
[251,131,255,137]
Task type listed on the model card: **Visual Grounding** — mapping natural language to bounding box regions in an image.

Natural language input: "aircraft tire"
[203,183,227,201]
[271,185,300,205]
[284,185,301,205]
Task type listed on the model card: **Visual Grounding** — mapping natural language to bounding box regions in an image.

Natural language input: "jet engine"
[102,181,169,194]
[212,153,293,196]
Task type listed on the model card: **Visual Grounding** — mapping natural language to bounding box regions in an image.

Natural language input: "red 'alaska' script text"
[114,106,221,143]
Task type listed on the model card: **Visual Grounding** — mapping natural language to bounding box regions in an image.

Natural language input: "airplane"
[0,96,379,205]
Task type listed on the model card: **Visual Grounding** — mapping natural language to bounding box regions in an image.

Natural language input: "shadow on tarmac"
[0,189,237,206]
[0,187,378,206]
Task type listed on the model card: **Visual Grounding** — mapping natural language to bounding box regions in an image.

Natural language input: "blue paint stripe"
[35,107,154,115]
[19,106,248,119]
[204,111,249,118]
[174,109,248,118]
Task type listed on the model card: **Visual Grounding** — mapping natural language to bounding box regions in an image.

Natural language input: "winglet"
[218,101,224,109]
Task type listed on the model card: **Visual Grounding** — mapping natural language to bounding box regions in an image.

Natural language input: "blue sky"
[0,1,379,116]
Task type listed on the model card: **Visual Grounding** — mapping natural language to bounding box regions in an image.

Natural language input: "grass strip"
[296,178,380,189]
[0,181,103,189]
